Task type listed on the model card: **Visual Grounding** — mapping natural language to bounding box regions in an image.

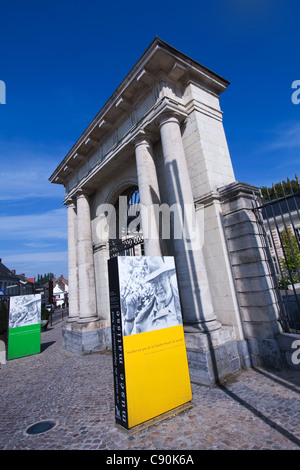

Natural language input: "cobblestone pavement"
[0,320,300,451]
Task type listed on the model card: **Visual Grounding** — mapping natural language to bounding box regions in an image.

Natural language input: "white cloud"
[0,166,65,201]
[23,242,59,248]
[3,251,68,279]
[0,141,66,201]
[0,208,67,241]
[0,209,68,277]
[260,122,300,153]
[4,251,68,263]
[0,139,69,278]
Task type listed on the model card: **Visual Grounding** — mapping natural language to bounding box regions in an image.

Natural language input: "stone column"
[76,191,97,322]
[133,133,162,256]
[93,241,111,321]
[158,112,220,331]
[66,199,79,322]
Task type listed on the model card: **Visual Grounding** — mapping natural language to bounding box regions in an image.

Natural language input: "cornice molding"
[49,38,229,186]
[61,97,187,200]
[218,181,260,203]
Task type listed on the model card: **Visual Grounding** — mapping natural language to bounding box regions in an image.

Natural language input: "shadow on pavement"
[217,380,300,449]
[41,341,56,352]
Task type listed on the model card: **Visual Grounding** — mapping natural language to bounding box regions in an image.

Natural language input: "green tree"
[261,177,299,202]
[280,227,300,284]
[35,273,55,285]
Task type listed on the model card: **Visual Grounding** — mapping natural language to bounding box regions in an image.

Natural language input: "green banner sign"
[8,294,41,360]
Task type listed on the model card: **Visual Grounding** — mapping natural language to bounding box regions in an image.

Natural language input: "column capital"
[65,196,77,207]
[75,188,92,200]
[156,111,181,129]
[132,130,153,149]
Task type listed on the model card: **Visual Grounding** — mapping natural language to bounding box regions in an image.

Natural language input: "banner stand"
[108,256,193,431]
[7,294,41,360]
[115,402,193,435]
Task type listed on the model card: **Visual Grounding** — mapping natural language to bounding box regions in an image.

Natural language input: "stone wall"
[219,181,284,369]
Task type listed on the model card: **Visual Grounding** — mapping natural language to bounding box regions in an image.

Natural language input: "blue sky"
[0,0,299,279]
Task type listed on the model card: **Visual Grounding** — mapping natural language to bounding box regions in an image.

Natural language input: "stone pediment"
[49,38,229,195]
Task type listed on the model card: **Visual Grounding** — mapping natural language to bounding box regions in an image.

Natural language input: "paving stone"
[0,321,299,450]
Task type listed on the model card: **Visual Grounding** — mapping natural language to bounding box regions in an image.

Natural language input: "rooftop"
[49,37,230,189]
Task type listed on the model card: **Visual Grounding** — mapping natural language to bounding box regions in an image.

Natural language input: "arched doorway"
[109,186,144,257]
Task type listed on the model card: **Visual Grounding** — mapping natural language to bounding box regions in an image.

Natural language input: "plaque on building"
[108,256,192,430]
[7,294,41,360]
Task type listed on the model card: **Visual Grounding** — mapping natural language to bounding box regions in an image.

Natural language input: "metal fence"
[253,181,300,333]
[109,235,144,258]
[49,307,68,326]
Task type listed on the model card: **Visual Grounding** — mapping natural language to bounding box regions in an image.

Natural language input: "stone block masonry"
[219,181,284,369]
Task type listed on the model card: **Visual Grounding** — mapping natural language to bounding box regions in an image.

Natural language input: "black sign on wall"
[108,257,128,429]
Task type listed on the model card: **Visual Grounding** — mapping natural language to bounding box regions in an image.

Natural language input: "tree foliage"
[278,227,300,288]
[35,273,55,285]
[280,227,300,272]
[261,177,299,202]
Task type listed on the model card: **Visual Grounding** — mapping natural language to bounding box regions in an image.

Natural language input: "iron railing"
[109,235,144,258]
[253,179,300,333]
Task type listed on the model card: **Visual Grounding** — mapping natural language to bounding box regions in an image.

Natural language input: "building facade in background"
[52,275,69,307]
[0,258,35,297]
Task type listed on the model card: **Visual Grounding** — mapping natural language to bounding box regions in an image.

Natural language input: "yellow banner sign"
[108,256,192,430]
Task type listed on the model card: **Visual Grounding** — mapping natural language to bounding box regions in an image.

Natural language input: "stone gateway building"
[50,38,286,384]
